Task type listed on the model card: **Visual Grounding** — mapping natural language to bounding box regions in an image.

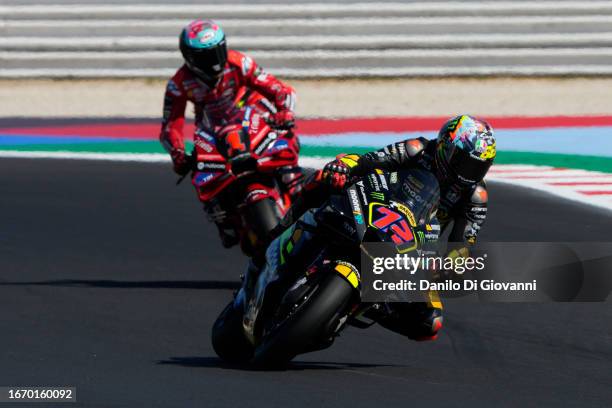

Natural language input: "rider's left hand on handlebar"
[271,110,295,130]
[321,154,361,190]
[171,149,192,176]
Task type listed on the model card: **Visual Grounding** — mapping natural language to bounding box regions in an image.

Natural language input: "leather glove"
[321,154,361,190]
[171,149,191,176]
[271,110,295,130]
[275,91,296,112]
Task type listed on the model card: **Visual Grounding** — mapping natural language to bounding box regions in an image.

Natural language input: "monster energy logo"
[371,192,385,201]
[416,231,425,243]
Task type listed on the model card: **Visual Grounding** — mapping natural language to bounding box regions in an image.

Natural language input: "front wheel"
[252,273,354,367]
[211,301,254,364]
[241,198,281,257]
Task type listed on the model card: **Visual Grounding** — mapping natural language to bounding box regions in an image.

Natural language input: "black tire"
[211,301,254,364]
[251,273,354,367]
[245,198,281,238]
[242,198,281,257]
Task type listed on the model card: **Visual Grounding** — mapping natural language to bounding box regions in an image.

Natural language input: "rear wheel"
[252,272,354,367]
[211,301,254,364]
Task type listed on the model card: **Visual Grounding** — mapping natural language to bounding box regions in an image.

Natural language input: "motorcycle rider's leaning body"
[267,115,497,341]
[159,19,302,246]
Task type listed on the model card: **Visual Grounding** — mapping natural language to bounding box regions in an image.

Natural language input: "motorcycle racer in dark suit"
[266,115,496,341]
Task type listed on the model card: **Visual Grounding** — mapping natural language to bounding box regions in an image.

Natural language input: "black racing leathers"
[272,137,488,248]
[265,137,490,341]
[352,137,488,247]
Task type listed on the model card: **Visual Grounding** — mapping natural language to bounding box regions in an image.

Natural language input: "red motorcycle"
[185,94,299,257]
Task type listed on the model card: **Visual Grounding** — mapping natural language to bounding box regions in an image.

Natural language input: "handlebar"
[176,152,268,186]
[228,153,258,175]
[175,154,197,185]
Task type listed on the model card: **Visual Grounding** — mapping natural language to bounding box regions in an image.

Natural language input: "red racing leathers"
[160,49,298,167]
[160,50,303,247]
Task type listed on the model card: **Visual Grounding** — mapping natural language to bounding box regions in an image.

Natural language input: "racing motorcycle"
[211,168,441,366]
[184,91,299,257]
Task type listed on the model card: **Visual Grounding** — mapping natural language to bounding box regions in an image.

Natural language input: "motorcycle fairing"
[242,211,319,342]
[334,262,360,289]
[192,104,297,203]
[241,168,442,346]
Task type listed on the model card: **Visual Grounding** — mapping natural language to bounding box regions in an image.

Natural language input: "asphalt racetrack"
[1,158,611,407]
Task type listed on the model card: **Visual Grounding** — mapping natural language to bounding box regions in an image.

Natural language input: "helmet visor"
[187,40,228,81]
[446,145,493,184]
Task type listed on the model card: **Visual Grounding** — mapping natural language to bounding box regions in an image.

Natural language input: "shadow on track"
[158,356,399,371]
[0,279,240,290]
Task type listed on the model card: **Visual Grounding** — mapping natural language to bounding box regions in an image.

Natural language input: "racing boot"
[367,302,444,341]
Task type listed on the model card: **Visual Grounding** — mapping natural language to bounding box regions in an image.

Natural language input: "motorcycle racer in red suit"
[266,115,496,341]
[159,19,302,246]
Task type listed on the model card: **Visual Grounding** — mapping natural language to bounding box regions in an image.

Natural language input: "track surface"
[1,159,611,408]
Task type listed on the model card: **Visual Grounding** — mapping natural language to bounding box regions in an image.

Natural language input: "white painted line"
[228,47,612,59]
[489,164,555,171]
[0,150,331,169]
[0,68,175,77]
[2,2,612,16]
[5,65,612,78]
[5,33,612,49]
[6,48,612,61]
[558,185,612,192]
[0,150,170,162]
[299,156,329,169]
[489,167,559,174]
[5,32,612,50]
[547,181,612,186]
[487,164,612,211]
[491,177,612,211]
[0,51,181,60]
[5,15,612,28]
[490,173,612,181]
[489,169,597,177]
